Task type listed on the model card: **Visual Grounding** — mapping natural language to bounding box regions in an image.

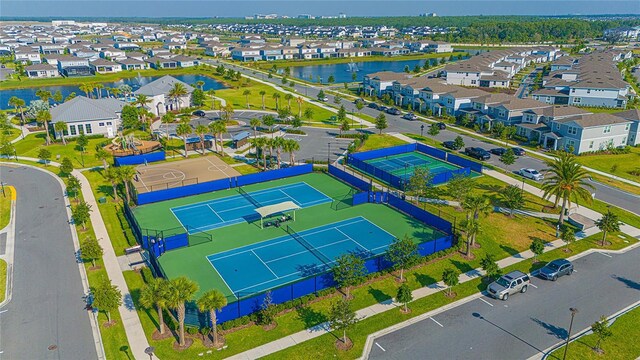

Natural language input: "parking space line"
[375,342,386,352]
[597,252,612,258]
[479,298,494,307]
[429,317,444,327]
[529,283,538,289]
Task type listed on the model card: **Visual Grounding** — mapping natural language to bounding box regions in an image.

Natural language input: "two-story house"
[362,71,410,97]
[543,113,632,154]
[133,75,194,116]
[613,109,640,146]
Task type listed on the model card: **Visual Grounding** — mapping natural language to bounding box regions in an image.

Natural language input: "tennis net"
[286,225,333,266]
[238,187,262,207]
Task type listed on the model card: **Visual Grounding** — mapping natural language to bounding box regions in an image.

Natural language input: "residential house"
[133,75,194,116]
[117,57,148,70]
[171,55,199,67]
[362,71,410,97]
[516,105,591,142]
[146,56,178,69]
[613,109,640,145]
[231,47,261,61]
[14,46,41,64]
[25,63,59,78]
[50,96,124,139]
[57,56,92,76]
[542,113,632,154]
[100,47,126,60]
[90,58,122,74]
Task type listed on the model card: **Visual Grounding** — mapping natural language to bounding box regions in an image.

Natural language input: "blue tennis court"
[171,182,331,234]
[207,217,397,296]
[366,152,459,180]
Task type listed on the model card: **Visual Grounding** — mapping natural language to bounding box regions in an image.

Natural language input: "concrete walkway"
[12,156,151,360]
[226,226,604,360]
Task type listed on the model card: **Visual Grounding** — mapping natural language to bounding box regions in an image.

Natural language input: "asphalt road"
[215,60,639,216]
[0,165,97,360]
[367,245,640,359]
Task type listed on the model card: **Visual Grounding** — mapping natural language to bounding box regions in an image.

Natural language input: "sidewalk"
[226,227,601,360]
[13,157,151,360]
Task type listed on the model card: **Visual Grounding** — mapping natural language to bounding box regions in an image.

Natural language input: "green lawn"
[0,259,6,303]
[358,134,408,152]
[1,127,22,142]
[576,146,640,184]
[15,133,110,168]
[265,231,637,360]
[548,304,640,360]
[0,185,12,229]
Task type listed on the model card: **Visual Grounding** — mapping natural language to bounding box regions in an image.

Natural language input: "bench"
[125,245,142,254]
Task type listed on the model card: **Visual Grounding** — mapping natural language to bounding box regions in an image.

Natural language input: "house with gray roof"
[25,63,59,78]
[542,113,632,154]
[133,75,193,116]
[613,108,640,146]
[50,96,125,139]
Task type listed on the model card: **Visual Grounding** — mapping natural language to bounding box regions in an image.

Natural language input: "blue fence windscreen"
[446,154,483,173]
[328,165,371,191]
[387,193,453,234]
[114,151,165,166]
[416,143,446,160]
[235,164,312,187]
[349,143,417,161]
[352,192,369,205]
[137,177,232,205]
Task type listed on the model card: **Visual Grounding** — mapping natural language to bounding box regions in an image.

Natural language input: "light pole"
[144,346,155,360]
[420,124,424,137]
[563,307,578,360]
[328,142,331,164]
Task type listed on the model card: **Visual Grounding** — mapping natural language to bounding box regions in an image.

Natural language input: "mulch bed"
[335,337,353,351]
[262,322,278,331]
[151,328,173,341]
[400,308,412,314]
[172,337,194,351]
[444,291,457,299]
[102,320,117,328]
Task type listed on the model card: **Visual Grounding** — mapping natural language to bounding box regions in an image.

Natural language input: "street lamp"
[420,124,425,137]
[563,308,579,360]
[144,346,155,360]
[328,142,331,164]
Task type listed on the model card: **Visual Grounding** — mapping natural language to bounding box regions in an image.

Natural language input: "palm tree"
[595,210,621,246]
[242,89,252,109]
[139,109,154,135]
[461,195,491,247]
[54,121,68,145]
[541,152,594,225]
[133,94,151,109]
[209,120,227,154]
[303,107,314,122]
[140,278,170,336]
[8,96,26,125]
[296,96,304,118]
[104,87,112,98]
[161,113,175,140]
[103,167,120,201]
[259,90,267,109]
[195,124,209,154]
[272,137,285,169]
[206,89,216,110]
[168,82,188,111]
[249,118,261,139]
[165,277,199,347]
[118,166,137,204]
[284,93,293,110]
[196,290,227,347]
[95,147,110,168]
[460,217,481,257]
[95,83,104,99]
[79,84,92,98]
[36,89,53,105]
[220,103,234,123]
[272,93,281,111]
[36,109,52,145]
[283,138,300,166]
[251,137,268,171]
[110,87,121,99]
[176,122,192,157]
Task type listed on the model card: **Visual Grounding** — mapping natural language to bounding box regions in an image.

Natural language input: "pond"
[287,56,468,84]
[0,74,226,110]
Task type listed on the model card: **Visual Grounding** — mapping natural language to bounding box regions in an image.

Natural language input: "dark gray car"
[539,259,574,281]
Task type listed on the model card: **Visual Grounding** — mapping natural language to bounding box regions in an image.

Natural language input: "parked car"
[192,110,206,117]
[378,105,389,112]
[512,147,526,156]
[386,108,402,115]
[442,140,462,150]
[354,98,366,106]
[436,122,447,130]
[318,96,329,102]
[490,147,507,156]
[464,147,491,160]
[368,102,379,110]
[402,113,417,121]
[518,168,544,181]
[487,271,531,301]
[539,259,574,281]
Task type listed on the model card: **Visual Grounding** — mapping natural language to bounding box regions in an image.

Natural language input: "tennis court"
[207,217,396,296]
[365,152,459,181]
[171,182,331,234]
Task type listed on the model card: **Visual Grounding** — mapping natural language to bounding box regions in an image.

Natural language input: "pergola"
[254,201,301,229]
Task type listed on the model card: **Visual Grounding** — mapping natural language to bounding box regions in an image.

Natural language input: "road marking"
[479,298,494,307]
[0,309,7,314]
[597,252,612,258]
[529,283,538,289]
[429,317,444,327]
[375,342,386,352]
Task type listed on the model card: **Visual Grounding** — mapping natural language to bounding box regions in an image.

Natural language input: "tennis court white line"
[263,238,353,264]
[252,250,279,278]
[334,227,369,252]
[205,157,231,177]
[205,257,235,295]
[137,171,150,192]
[207,204,225,222]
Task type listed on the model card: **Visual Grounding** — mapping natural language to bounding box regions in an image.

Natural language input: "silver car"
[518,168,544,181]
[487,271,531,301]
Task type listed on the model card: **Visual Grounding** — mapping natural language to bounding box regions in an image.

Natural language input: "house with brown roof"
[362,71,411,97]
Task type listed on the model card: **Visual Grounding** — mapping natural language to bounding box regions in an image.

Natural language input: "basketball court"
[132,156,241,193]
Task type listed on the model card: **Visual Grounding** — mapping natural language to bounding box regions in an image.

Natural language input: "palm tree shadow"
[530,317,567,340]
[611,275,640,290]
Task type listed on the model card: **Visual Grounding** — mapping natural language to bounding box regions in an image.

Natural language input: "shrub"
[200,326,211,336]
[186,326,199,335]
[284,129,306,135]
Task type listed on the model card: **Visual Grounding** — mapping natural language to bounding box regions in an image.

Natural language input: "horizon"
[2,0,640,19]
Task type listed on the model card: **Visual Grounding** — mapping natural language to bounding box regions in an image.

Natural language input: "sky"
[2,0,640,18]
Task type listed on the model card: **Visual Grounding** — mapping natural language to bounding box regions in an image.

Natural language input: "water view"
[288,56,467,84]
[0,74,226,110]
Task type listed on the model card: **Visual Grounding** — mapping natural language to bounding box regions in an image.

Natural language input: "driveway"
[367,245,640,359]
[0,165,97,360]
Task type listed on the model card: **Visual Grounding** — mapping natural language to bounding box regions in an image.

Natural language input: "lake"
[287,57,467,84]
[0,74,226,110]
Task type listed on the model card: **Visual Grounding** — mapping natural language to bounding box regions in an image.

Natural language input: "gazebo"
[254,201,301,229]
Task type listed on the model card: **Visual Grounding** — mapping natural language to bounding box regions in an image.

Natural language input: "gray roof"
[50,96,125,123]
[133,75,194,96]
